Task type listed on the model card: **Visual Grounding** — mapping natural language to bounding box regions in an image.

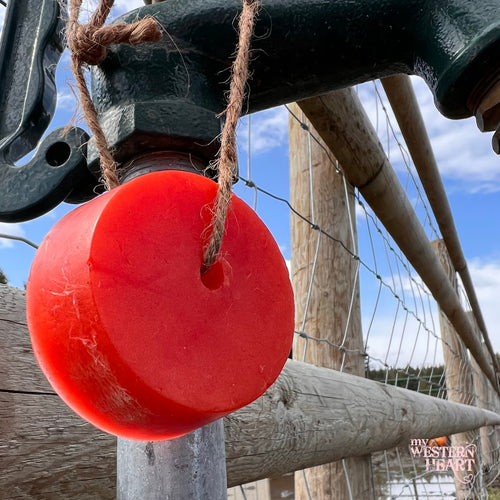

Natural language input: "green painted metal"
[89,0,500,171]
[2,0,499,218]
[0,0,92,222]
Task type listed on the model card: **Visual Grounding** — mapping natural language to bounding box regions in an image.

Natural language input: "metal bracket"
[0,0,94,222]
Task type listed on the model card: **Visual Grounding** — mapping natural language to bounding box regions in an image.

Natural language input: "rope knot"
[119,18,163,46]
[69,18,162,67]
[68,0,163,190]
[70,24,108,66]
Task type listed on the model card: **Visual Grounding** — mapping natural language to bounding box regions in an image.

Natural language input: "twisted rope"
[202,0,260,273]
[67,0,259,273]
[67,0,162,190]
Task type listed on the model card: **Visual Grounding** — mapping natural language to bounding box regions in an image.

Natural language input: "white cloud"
[285,258,291,276]
[75,1,143,20]
[357,77,500,194]
[468,258,500,353]
[238,107,289,155]
[368,256,500,362]
[0,223,27,249]
[364,312,443,370]
[411,77,499,193]
[355,200,367,220]
[360,255,500,367]
[361,274,441,369]
[0,1,143,32]
[112,0,145,16]
[57,88,78,112]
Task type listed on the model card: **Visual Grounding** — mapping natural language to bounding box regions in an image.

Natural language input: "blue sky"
[1,0,499,364]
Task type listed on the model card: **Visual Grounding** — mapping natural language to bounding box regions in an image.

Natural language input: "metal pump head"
[2,0,500,222]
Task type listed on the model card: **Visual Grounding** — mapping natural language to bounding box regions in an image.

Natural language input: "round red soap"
[26,170,294,440]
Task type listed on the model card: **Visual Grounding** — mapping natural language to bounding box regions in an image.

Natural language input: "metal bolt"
[475,80,500,132]
[492,128,500,155]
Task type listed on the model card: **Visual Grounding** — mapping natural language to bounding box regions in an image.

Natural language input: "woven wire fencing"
[228,79,500,499]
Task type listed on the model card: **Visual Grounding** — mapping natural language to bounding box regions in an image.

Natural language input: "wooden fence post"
[3,283,500,497]
[431,240,482,498]
[117,420,227,499]
[289,103,373,499]
[468,312,500,485]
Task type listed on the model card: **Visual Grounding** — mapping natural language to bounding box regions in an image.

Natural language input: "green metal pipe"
[89,0,500,168]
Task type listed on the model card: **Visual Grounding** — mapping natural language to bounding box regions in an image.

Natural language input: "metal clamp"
[0,0,95,222]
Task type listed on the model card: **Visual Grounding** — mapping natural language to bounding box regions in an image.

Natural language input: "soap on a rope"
[26,170,294,440]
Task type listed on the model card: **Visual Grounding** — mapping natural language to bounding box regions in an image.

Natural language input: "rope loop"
[202,0,260,272]
[68,0,259,272]
[67,0,162,190]
[69,18,162,66]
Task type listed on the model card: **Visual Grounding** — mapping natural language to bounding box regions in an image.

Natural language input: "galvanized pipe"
[116,153,227,500]
[381,74,500,379]
[118,420,227,499]
[297,90,500,395]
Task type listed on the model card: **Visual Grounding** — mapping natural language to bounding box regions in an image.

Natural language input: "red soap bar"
[26,171,294,440]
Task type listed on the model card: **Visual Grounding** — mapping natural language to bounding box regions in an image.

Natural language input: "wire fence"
[228,79,500,499]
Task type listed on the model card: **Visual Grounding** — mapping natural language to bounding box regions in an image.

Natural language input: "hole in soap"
[201,261,224,290]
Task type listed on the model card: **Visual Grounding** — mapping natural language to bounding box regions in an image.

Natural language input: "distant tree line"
[366,363,446,397]
[0,267,7,285]
[366,352,500,397]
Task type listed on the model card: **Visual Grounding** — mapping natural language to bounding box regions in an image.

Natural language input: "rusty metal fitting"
[473,79,500,132]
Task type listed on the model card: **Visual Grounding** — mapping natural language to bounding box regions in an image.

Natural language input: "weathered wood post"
[298,90,499,394]
[468,312,500,485]
[431,240,482,499]
[3,286,500,496]
[289,103,373,499]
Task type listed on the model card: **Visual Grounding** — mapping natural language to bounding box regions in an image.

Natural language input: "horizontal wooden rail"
[381,74,500,379]
[297,90,500,395]
[225,359,500,486]
[2,286,499,495]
